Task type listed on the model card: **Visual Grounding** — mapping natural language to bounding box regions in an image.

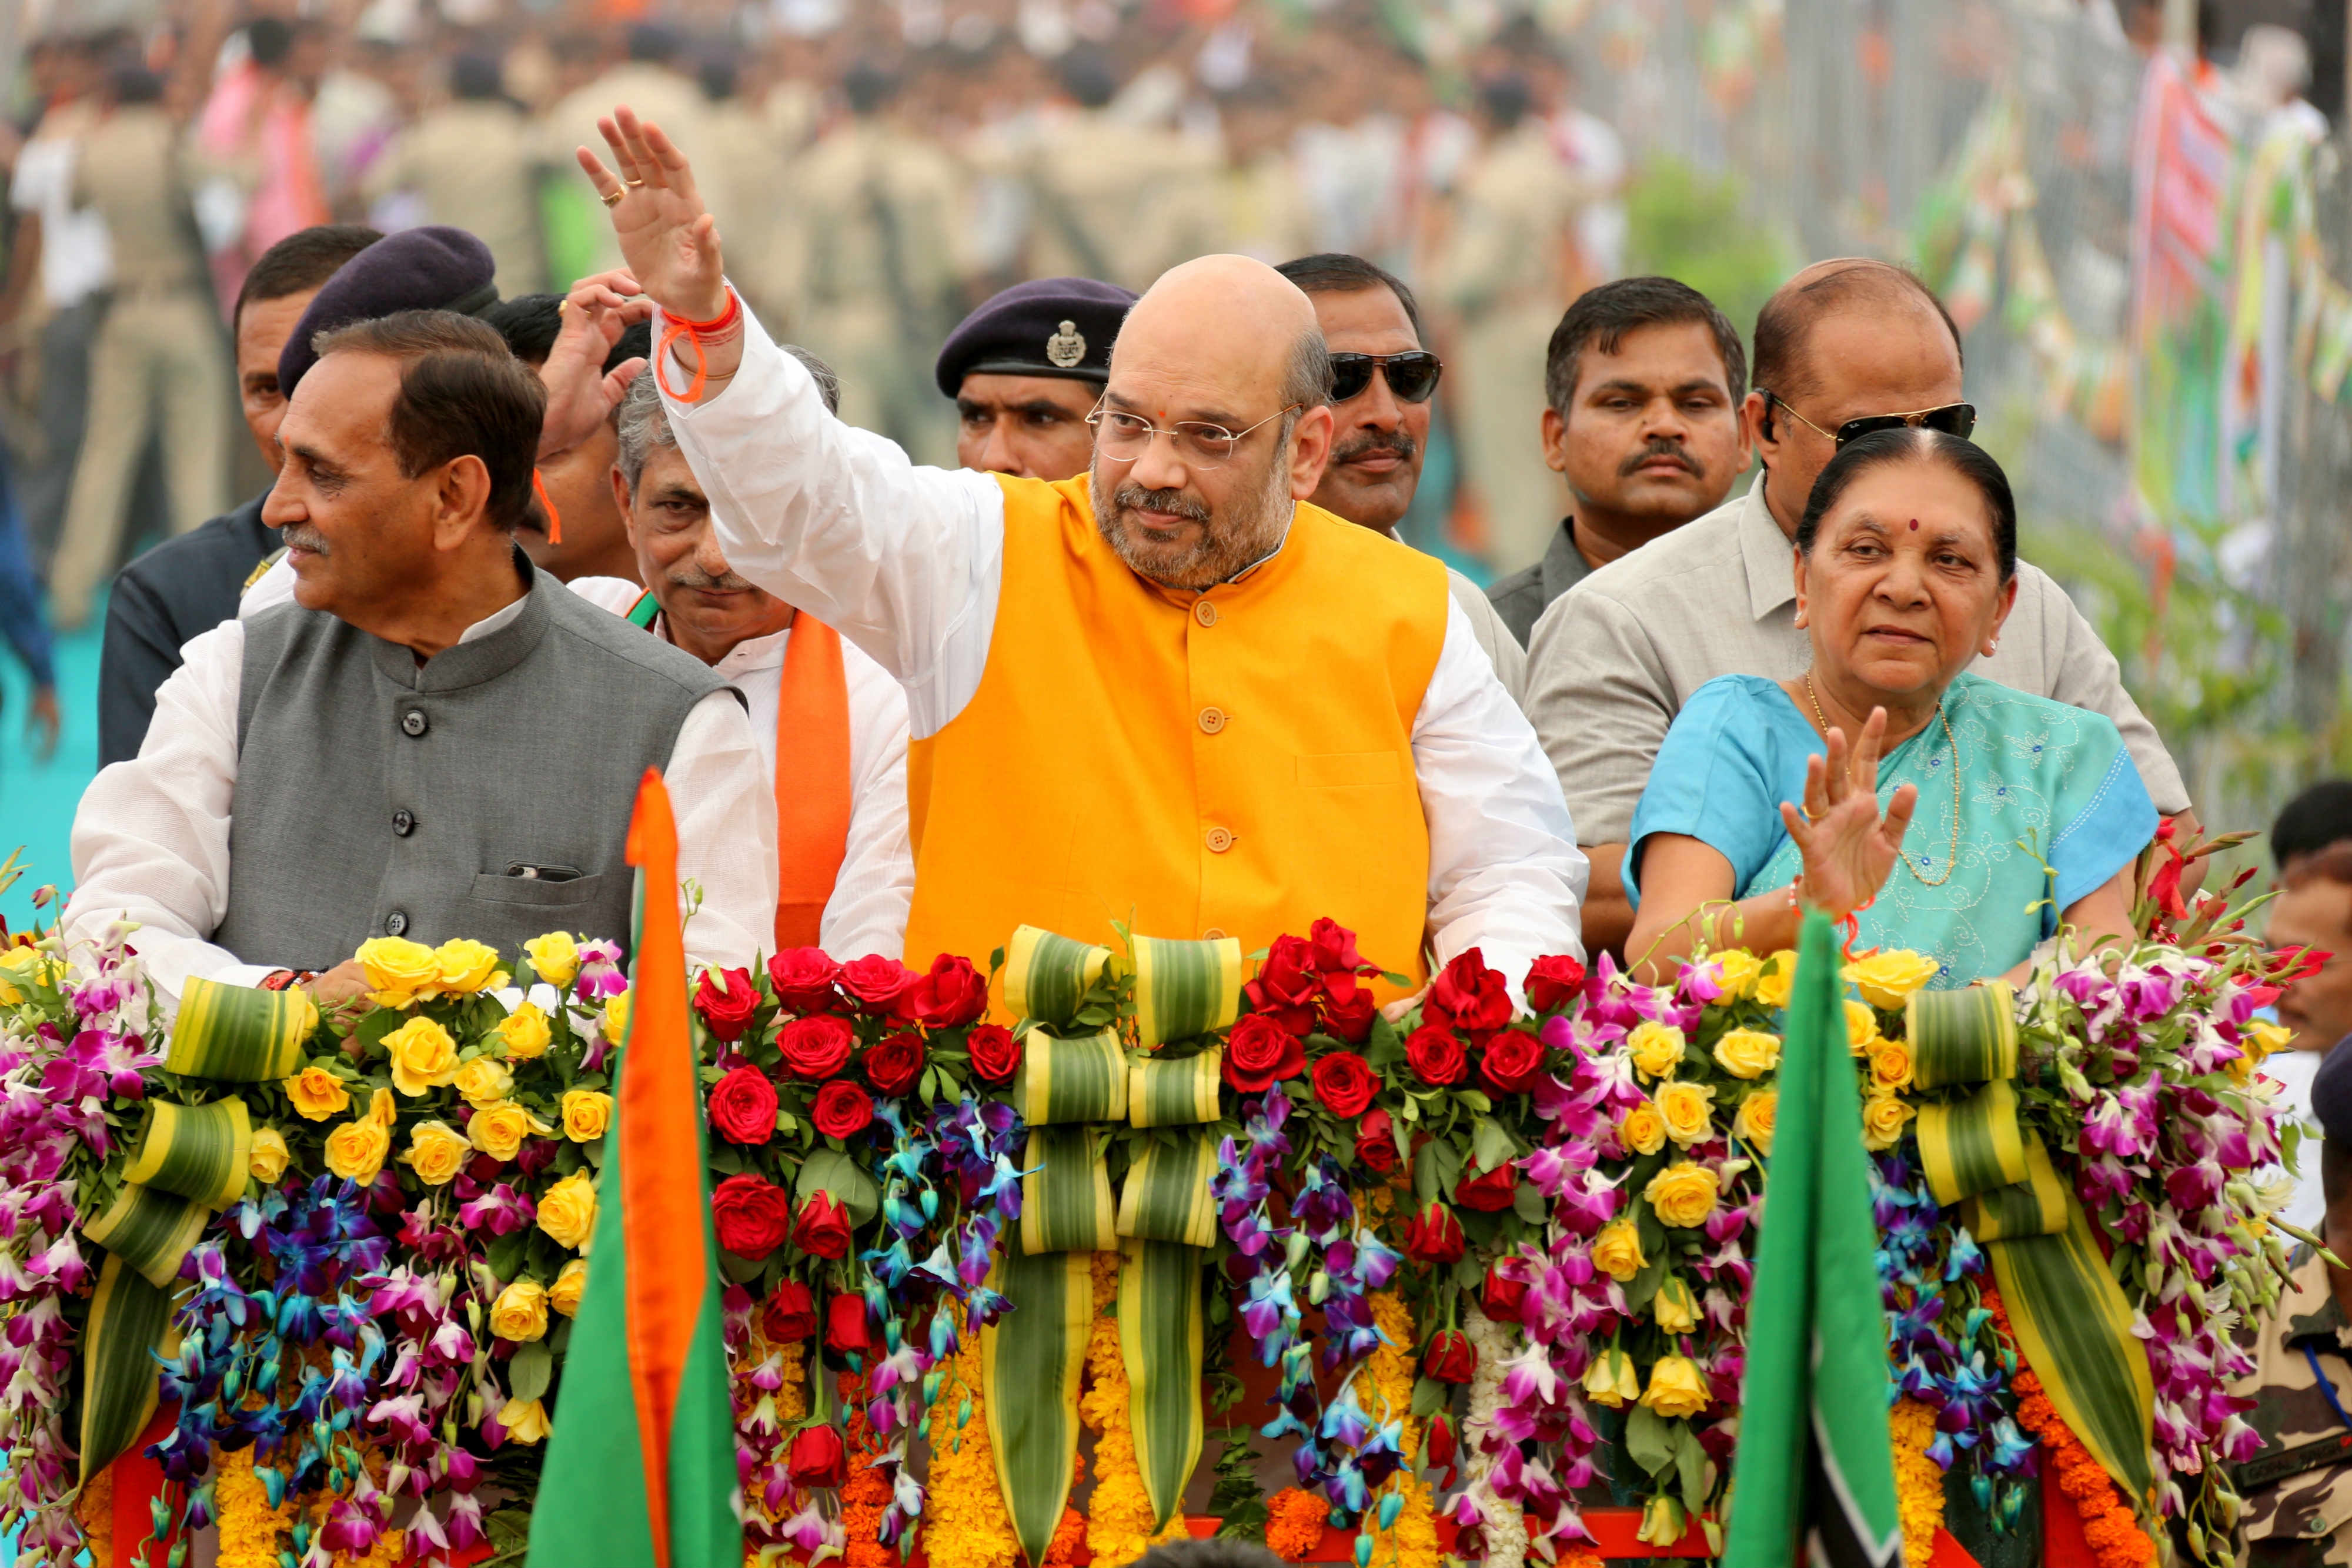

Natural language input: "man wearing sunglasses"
[1524,257,2192,957]
[1277,252,1526,701]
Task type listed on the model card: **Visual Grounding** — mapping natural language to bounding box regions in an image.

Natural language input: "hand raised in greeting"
[1779,707,1919,921]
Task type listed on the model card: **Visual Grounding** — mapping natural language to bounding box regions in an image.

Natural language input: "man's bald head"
[1751,259,1963,405]
[1111,255,1332,424]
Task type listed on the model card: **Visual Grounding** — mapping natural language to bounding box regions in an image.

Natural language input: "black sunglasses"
[1328,350,1443,405]
[1765,392,1977,449]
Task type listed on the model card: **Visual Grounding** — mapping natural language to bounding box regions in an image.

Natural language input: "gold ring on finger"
[625,178,646,188]
[600,189,624,208]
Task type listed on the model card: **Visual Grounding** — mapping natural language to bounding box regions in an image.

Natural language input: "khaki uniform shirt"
[1024,109,1221,291]
[2234,1248,2352,1566]
[72,106,205,296]
[366,101,547,297]
[786,119,968,319]
[1522,477,2191,849]
[1425,122,1588,318]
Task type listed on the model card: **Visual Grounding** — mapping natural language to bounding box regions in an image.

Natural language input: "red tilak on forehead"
[1909,519,1920,530]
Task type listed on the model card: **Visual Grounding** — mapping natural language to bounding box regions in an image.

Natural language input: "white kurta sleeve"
[659,301,1009,739]
[64,620,278,1000]
[821,653,916,964]
[1413,596,1589,988]
[667,688,778,976]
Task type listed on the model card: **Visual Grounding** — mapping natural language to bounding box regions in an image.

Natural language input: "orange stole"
[770,617,853,952]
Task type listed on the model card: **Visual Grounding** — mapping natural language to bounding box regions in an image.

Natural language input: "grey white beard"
[1088,448,1294,590]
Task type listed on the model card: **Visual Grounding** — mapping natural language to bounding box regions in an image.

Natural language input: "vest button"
[392,809,415,837]
[1202,927,1227,941]
[401,708,428,737]
[1193,599,1218,627]
[385,910,409,937]
[1198,706,1227,734]
[1204,825,1234,854]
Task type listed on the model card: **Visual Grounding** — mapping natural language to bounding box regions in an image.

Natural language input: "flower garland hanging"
[1889,1398,1946,1566]
[216,1446,296,1568]
[923,1339,1023,1568]
[1081,1249,1185,1563]
[842,1376,894,1568]
[1984,1286,2157,1568]
[1362,1290,1440,1568]
[1452,1303,1527,1568]
[1264,1487,1328,1562]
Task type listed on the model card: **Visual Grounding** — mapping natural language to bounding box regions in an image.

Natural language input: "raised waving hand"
[1778,708,1919,920]
[575,106,729,327]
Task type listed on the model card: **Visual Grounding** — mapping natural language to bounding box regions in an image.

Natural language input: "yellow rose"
[538,1172,599,1252]
[1868,1037,1916,1094]
[1845,949,1940,1010]
[453,1057,514,1109]
[525,932,580,989]
[602,994,632,1044]
[284,1065,352,1122]
[249,1125,290,1184]
[1652,1276,1700,1333]
[1653,1080,1717,1146]
[562,1089,614,1144]
[1617,1101,1667,1157]
[1592,1218,1646,1282]
[1712,1028,1782,1079]
[400,1120,472,1186]
[1639,1495,1689,1547]
[1753,951,1798,1009]
[323,1088,397,1184]
[1582,1346,1641,1408]
[467,1099,553,1162]
[496,1002,553,1061]
[1628,1020,1686,1079]
[357,935,443,1008]
[1862,1093,1917,1152]
[2244,1019,2292,1081]
[1644,1161,1720,1229]
[549,1257,589,1318]
[383,1016,460,1097]
[435,938,507,995]
[1639,1353,1711,1419]
[1733,1088,1778,1155]
[0,945,51,1005]
[1845,1000,1882,1055]
[490,1278,550,1342]
[500,1397,551,1445]
[1711,950,1764,1000]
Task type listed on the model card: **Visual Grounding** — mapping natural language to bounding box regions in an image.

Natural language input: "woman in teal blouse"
[1623,429,2156,988]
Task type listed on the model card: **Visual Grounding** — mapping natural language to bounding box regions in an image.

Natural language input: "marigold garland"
[216,1445,296,1568]
[1362,1289,1440,1568]
[1265,1486,1328,1561]
[1982,1286,2156,1568]
[1889,1398,1946,1566]
[923,1337,1023,1568]
[841,1372,893,1568]
[1081,1249,1188,1563]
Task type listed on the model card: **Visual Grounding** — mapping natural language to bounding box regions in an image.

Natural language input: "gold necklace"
[1803,673,1962,887]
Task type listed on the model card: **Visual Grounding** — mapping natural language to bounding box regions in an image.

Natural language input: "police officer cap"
[934,276,1137,398]
[278,226,501,396]
[2313,1039,2352,1145]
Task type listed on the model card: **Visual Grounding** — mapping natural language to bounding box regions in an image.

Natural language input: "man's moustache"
[668,571,759,593]
[1335,432,1418,465]
[1621,441,1698,478]
[1113,484,1211,525]
[282,526,329,556]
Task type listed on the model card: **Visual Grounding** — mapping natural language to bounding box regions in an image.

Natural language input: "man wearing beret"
[579,111,1583,1001]
[937,276,1137,482]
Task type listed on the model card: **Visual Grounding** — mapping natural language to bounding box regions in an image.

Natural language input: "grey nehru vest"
[215,557,735,970]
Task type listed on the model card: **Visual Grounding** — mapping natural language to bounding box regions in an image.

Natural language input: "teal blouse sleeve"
[2045,714,2160,912]
[1625,676,1802,910]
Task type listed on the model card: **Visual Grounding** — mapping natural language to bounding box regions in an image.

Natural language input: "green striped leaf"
[1127,1049,1222,1128]
[1021,1126,1115,1255]
[1906,981,2018,1089]
[121,1097,253,1210]
[1014,1031,1128,1125]
[1961,1136,2070,1242]
[167,977,318,1081]
[981,1246,1091,1564]
[1115,1131,1218,1249]
[1915,1079,2029,1205]
[1002,926,1111,1030]
[1131,935,1241,1048]
[83,1183,210,1288]
[80,1255,179,1483]
[1120,1239,1207,1532]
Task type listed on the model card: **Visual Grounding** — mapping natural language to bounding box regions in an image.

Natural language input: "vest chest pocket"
[470,871,607,909]
[1295,751,1401,789]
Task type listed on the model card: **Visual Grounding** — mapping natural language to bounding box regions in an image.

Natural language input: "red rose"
[1245,935,1319,1012]
[1356,1107,1398,1173]
[1482,1266,1529,1326]
[779,1015,855,1080]
[1311,1051,1378,1119]
[838,954,914,1013]
[1308,918,1365,974]
[767,948,842,1013]
[1429,950,1512,1033]
[967,1024,1022,1085]
[1224,1014,1307,1094]
[1424,1328,1476,1384]
[908,954,988,1028]
[1405,1201,1465,1264]
[1318,973,1377,1044]
[826,1292,872,1353]
[792,1190,852,1260]
[693,966,762,1042]
[864,1031,927,1098]
[1456,1162,1518,1212]
[1427,1412,1457,1471]
[763,1279,817,1343]
[787,1423,848,1489]
[1524,954,1588,1015]
[708,1065,780,1145]
[1479,1029,1546,1095]
[1405,1024,1466,1088]
[711,1174,796,1259]
[811,1079,875,1140]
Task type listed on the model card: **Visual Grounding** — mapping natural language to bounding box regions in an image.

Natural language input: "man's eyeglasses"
[1328,350,1444,405]
[1086,402,1303,469]
[1763,392,1977,449]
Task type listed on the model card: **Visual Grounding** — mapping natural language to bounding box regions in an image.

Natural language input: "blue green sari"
[1626,671,2157,988]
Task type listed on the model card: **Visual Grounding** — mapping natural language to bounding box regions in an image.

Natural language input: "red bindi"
[1908,518,1919,530]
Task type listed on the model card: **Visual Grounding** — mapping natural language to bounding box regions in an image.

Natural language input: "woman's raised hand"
[575,106,727,323]
[1779,707,1919,920]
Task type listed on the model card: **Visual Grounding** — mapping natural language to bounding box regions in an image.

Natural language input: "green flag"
[1723,912,1904,1567]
